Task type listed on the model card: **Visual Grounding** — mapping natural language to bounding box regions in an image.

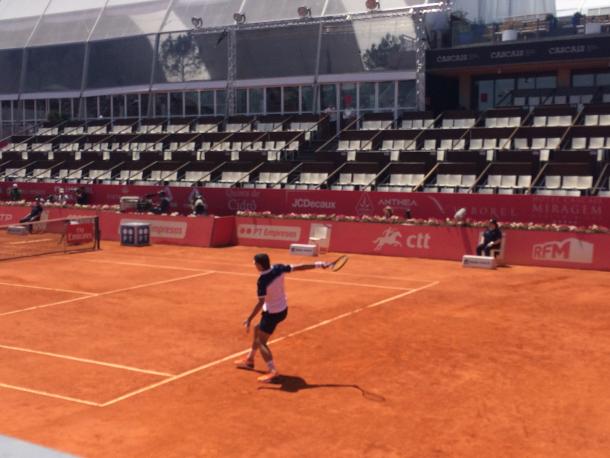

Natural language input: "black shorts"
[259,308,288,335]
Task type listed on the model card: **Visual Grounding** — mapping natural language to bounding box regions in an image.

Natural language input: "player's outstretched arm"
[290,261,331,272]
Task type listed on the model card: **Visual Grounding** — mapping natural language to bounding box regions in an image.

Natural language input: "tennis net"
[0,216,100,261]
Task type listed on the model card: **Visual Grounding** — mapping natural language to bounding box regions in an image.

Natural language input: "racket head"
[332,255,349,272]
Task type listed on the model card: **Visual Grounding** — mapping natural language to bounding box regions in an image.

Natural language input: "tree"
[362,33,415,71]
[159,34,204,82]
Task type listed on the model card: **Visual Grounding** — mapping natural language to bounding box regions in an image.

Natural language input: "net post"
[94,216,101,251]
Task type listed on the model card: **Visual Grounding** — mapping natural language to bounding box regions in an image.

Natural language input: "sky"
[556,0,610,16]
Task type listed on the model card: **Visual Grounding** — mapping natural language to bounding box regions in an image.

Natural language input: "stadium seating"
[2,101,609,196]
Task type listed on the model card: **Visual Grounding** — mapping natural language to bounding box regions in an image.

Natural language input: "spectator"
[476,219,502,256]
[20,196,44,232]
[188,183,202,206]
[153,191,171,215]
[323,105,337,134]
[75,186,89,205]
[9,183,21,201]
[56,188,69,206]
[383,206,394,219]
[192,193,208,216]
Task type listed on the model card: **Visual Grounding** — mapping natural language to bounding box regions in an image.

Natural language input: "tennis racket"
[330,255,349,272]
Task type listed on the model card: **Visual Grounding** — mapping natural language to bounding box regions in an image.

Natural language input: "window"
[1,101,12,122]
[216,90,226,116]
[24,101,35,121]
[301,86,314,112]
[284,87,299,113]
[597,73,610,86]
[398,81,415,108]
[495,79,514,107]
[236,89,248,114]
[87,36,155,89]
[113,95,125,118]
[154,93,168,118]
[474,80,494,111]
[86,97,98,119]
[236,25,318,79]
[0,49,23,95]
[340,83,356,110]
[200,91,214,115]
[35,100,47,121]
[517,77,535,90]
[185,92,198,116]
[320,84,337,111]
[170,93,183,117]
[100,96,111,118]
[249,88,264,114]
[60,99,72,118]
[49,99,60,118]
[378,82,394,110]
[127,94,139,117]
[536,76,556,89]
[572,74,593,87]
[359,82,375,110]
[141,94,150,117]
[572,72,610,87]
[24,44,85,92]
[156,32,228,83]
[319,17,416,74]
[266,87,281,113]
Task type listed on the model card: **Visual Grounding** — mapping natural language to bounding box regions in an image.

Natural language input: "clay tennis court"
[0,243,609,457]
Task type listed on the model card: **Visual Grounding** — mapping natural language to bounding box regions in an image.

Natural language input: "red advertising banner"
[236,216,610,271]
[2,203,609,271]
[0,205,234,248]
[66,222,94,245]
[503,230,610,270]
[2,181,609,226]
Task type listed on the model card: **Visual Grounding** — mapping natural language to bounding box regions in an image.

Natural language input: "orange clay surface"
[0,242,609,457]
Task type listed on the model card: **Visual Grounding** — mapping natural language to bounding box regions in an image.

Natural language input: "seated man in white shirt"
[235,253,331,383]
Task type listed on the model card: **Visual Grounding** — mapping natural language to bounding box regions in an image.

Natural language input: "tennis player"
[235,253,331,383]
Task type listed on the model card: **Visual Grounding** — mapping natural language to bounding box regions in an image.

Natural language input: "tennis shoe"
[234,358,254,370]
[257,370,278,383]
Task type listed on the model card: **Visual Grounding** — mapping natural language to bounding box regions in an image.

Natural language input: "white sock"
[266,360,276,372]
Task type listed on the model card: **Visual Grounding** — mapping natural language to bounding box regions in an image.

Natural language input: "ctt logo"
[532,238,594,264]
[373,228,431,251]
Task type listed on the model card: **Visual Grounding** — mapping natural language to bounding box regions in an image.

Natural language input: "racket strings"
[332,255,349,272]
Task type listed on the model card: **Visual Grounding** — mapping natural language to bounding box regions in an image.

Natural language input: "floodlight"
[298,6,312,18]
[191,17,203,29]
[366,0,380,10]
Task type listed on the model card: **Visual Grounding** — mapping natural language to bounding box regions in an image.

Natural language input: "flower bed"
[236,211,609,234]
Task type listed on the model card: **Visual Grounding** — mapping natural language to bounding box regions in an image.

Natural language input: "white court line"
[0,382,102,407]
[214,270,412,291]
[0,272,214,318]
[83,253,436,284]
[0,281,96,296]
[9,238,54,245]
[84,259,202,273]
[82,259,413,291]
[0,344,173,377]
[100,280,439,407]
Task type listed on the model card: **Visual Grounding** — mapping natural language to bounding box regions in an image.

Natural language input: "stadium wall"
[1,204,608,270]
[235,216,610,271]
[0,205,234,248]
[1,182,609,226]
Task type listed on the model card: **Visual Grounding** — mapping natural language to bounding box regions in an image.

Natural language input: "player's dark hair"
[254,253,271,270]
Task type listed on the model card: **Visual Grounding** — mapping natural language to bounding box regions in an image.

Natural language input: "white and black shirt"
[257,264,292,314]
